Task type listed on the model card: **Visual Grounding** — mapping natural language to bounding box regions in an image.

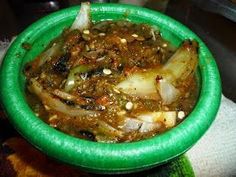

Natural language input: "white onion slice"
[115,71,160,100]
[37,41,62,67]
[70,2,91,31]
[97,120,123,138]
[29,79,98,117]
[137,111,177,128]
[161,41,198,84]
[115,41,198,104]
[139,122,161,133]
[122,118,142,132]
[121,115,163,133]
[156,79,180,105]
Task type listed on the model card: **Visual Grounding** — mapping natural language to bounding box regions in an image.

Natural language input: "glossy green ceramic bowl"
[0,3,221,174]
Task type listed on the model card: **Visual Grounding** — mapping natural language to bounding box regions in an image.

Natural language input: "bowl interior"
[0,3,221,174]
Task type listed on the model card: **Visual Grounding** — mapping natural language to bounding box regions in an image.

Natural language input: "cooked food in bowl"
[0,2,221,173]
[24,3,199,143]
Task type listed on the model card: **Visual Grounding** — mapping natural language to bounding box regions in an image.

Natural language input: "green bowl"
[0,3,221,174]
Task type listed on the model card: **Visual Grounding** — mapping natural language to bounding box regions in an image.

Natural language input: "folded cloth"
[0,38,15,65]
[187,95,236,177]
[1,40,236,177]
[0,40,10,65]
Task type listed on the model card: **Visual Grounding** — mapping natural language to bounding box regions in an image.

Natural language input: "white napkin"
[1,40,236,177]
[187,95,236,177]
[0,40,11,65]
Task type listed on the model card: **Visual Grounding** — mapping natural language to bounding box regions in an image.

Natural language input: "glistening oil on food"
[24,3,199,143]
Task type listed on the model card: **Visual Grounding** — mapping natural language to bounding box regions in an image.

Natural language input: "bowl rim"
[0,3,221,173]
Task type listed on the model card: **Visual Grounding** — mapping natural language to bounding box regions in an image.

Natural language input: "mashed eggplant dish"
[24,3,199,143]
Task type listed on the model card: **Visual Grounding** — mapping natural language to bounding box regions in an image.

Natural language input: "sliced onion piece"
[137,111,177,128]
[115,71,160,100]
[161,40,198,85]
[115,40,198,105]
[29,79,98,117]
[70,2,91,31]
[30,40,63,69]
[52,89,75,101]
[156,79,180,105]
[139,122,161,133]
[155,41,198,104]
[121,117,161,133]
[95,121,124,142]
[120,111,176,133]
[121,118,142,132]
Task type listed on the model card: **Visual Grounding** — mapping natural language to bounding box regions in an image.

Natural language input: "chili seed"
[99,33,106,36]
[120,38,127,44]
[83,30,90,34]
[132,34,138,38]
[103,68,112,75]
[178,111,185,119]
[125,101,133,110]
